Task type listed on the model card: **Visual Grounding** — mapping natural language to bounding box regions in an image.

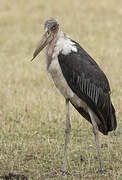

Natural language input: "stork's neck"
[46,30,77,69]
[46,30,63,68]
[46,30,62,56]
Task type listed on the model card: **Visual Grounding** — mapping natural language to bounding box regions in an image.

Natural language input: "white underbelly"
[47,57,88,111]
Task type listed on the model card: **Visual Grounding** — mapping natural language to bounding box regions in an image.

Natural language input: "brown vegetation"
[0,0,122,179]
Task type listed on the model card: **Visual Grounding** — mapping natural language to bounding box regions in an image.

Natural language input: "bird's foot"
[96,168,105,173]
[60,169,71,176]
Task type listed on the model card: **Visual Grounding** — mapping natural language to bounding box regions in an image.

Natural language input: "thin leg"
[61,99,71,173]
[88,109,104,172]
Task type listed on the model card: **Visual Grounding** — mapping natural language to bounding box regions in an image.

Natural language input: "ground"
[0,0,122,179]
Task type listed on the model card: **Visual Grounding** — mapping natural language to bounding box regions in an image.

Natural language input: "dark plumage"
[58,40,117,135]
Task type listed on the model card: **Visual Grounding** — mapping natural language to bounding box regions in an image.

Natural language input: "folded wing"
[58,41,117,134]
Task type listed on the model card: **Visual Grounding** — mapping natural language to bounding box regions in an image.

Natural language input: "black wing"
[58,40,117,135]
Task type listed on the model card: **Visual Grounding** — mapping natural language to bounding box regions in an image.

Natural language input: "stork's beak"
[31,30,51,61]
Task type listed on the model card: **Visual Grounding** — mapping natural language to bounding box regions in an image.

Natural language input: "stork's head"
[31,18,59,61]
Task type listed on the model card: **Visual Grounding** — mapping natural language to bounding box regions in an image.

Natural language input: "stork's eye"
[51,25,56,31]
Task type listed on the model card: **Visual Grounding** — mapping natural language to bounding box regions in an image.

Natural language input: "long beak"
[31,31,50,61]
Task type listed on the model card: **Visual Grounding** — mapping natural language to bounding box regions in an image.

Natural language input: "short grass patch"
[0,0,122,179]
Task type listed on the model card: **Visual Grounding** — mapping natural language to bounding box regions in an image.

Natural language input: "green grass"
[0,0,122,179]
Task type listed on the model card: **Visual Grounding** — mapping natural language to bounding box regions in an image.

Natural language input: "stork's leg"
[88,109,104,172]
[61,99,71,173]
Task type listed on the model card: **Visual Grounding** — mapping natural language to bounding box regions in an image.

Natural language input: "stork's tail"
[107,103,117,132]
[71,101,117,135]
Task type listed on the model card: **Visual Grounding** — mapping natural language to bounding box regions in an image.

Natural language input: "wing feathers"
[74,71,100,106]
[58,44,117,134]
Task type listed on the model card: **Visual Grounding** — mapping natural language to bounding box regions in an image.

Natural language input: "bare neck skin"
[46,28,60,69]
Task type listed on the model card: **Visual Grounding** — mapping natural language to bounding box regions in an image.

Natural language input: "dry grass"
[0,0,122,179]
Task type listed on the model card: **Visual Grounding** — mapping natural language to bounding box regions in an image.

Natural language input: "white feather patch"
[53,32,77,56]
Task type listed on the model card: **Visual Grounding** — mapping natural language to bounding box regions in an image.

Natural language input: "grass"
[0,0,122,179]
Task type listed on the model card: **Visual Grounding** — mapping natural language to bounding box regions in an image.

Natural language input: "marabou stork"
[31,18,117,173]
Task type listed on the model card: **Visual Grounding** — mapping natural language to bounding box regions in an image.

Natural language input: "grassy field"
[0,0,122,179]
